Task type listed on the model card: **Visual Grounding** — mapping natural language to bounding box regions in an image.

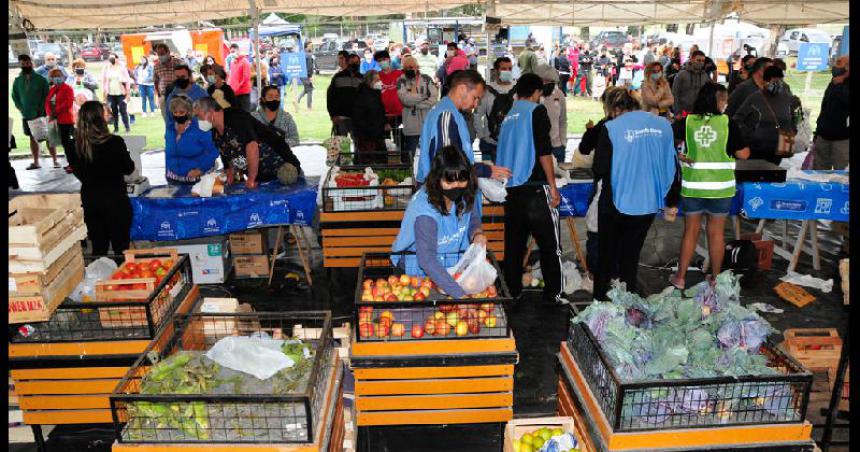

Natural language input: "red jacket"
[378,69,403,117]
[228,55,251,95]
[45,83,75,125]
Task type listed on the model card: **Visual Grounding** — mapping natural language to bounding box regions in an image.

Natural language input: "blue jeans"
[479,140,497,163]
[138,84,156,113]
[402,135,420,164]
[552,146,566,164]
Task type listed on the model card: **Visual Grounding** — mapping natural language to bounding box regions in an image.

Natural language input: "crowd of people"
[9,35,850,300]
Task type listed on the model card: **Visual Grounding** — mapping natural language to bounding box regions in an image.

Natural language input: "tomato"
[124,263,138,274]
[140,270,154,279]
[132,283,147,290]
[148,259,162,272]
[162,259,173,269]
[112,270,124,280]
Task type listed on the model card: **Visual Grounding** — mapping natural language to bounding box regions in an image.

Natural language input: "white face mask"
[372,81,383,90]
[198,118,213,132]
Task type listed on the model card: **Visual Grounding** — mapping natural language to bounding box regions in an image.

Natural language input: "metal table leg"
[32,424,47,452]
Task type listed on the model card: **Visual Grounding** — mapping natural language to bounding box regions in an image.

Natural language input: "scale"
[123,135,151,197]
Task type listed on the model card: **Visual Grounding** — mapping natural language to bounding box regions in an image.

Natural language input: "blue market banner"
[559,181,593,217]
[839,26,849,56]
[796,43,831,72]
[281,51,308,79]
[131,179,317,241]
[740,172,849,222]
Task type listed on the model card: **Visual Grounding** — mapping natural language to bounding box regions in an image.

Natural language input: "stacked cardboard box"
[230,230,270,278]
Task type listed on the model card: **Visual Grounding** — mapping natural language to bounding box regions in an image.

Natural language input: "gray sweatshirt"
[474,81,514,144]
[397,73,437,137]
[671,66,710,114]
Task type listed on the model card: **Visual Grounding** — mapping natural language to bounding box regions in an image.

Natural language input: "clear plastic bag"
[478,177,507,203]
[205,336,295,380]
[448,243,498,295]
[27,117,50,142]
[69,257,118,302]
[562,260,583,295]
[46,120,61,148]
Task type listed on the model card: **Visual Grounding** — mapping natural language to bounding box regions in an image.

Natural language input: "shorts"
[680,196,732,216]
[22,117,43,137]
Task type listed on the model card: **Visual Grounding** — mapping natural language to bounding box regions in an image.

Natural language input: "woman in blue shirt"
[164,96,220,185]
[391,145,486,299]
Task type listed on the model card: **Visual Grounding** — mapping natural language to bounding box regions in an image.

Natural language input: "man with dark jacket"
[812,55,850,169]
[575,45,595,97]
[327,54,362,136]
[671,50,710,115]
[725,57,772,118]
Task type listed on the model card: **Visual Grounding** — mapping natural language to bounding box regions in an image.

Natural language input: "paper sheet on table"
[191,172,218,198]
[780,272,833,293]
[786,167,849,185]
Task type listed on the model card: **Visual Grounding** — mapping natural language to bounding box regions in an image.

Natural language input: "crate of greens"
[323,164,415,213]
[111,311,334,444]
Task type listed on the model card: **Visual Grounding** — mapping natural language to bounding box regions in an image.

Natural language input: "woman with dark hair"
[252,85,300,147]
[68,101,135,256]
[640,62,673,116]
[592,88,679,300]
[352,70,389,163]
[391,145,486,299]
[669,83,750,289]
[202,63,236,109]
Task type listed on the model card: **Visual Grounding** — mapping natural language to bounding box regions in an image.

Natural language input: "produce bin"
[8,250,193,343]
[567,322,813,432]
[336,150,401,167]
[354,251,512,342]
[322,162,415,213]
[110,311,334,444]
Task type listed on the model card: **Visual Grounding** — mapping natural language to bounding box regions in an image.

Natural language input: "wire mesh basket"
[336,150,402,166]
[8,251,193,344]
[322,161,416,213]
[567,322,812,432]
[354,251,512,342]
[111,311,334,444]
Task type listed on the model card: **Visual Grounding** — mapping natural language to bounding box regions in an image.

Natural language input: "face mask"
[21,66,33,74]
[404,69,416,78]
[159,54,169,63]
[198,119,213,132]
[365,54,373,61]
[265,100,281,111]
[832,66,847,77]
[52,77,65,86]
[175,78,190,89]
[421,48,429,55]
[499,70,513,83]
[372,81,383,90]
[765,80,783,95]
[45,61,56,68]
[108,57,116,64]
[650,73,662,81]
[74,68,85,75]
[442,187,467,202]
[447,50,456,58]
[206,75,217,84]
[173,115,189,124]
[349,63,360,72]
[379,60,391,70]
[541,83,555,97]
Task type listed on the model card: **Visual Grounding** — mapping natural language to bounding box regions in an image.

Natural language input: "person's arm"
[115,137,136,176]
[11,79,22,112]
[397,77,423,107]
[326,79,337,118]
[533,106,560,206]
[244,140,260,187]
[658,83,674,110]
[415,216,468,298]
[593,127,612,179]
[282,113,300,148]
[665,155,681,209]
[727,118,750,159]
[153,67,161,97]
[468,199,484,245]
[731,97,759,140]
[671,72,685,112]
[56,87,74,116]
[558,93,568,147]
[417,77,438,110]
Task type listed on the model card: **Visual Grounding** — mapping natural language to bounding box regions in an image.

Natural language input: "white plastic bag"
[793,107,812,155]
[448,243,498,295]
[69,257,118,302]
[478,177,507,203]
[191,172,218,198]
[27,117,50,142]
[562,260,583,295]
[205,336,295,380]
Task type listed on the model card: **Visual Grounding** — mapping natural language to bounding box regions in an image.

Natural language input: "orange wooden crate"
[781,328,842,378]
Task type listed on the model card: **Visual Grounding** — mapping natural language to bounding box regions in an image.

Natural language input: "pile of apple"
[358,303,501,340]
[105,259,177,291]
[513,427,577,452]
[359,274,498,302]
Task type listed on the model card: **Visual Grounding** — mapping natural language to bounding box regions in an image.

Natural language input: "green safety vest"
[682,114,736,199]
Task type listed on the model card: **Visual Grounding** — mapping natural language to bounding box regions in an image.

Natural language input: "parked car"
[32,42,67,66]
[342,40,368,53]
[589,31,631,54]
[777,28,831,56]
[80,43,112,61]
[314,40,341,72]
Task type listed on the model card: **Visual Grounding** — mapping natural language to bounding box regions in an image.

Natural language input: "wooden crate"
[9,251,85,324]
[9,194,86,272]
[503,416,576,452]
[9,245,82,297]
[781,328,842,378]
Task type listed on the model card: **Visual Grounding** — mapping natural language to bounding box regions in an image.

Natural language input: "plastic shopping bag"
[205,336,295,380]
[478,177,507,203]
[27,117,50,142]
[45,120,62,148]
[448,243,498,295]
[69,257,118,302]
[562,260,583,295]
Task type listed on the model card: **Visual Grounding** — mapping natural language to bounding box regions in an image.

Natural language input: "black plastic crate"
[323,160,416,213]
[8,252,193,344]
[336,150,402,167]
[111,311,334,444]
[567,322,813,432]
[354,251,512,342]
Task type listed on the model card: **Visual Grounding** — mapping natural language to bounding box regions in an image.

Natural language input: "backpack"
[723,240,758,285]
[486,85,515,141]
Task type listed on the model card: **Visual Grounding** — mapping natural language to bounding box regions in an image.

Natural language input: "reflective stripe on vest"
[682,114,735,199]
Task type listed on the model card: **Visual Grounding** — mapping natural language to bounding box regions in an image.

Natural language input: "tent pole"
[708,21,715,56]
[9,6,30,58]
[249,0,262,102]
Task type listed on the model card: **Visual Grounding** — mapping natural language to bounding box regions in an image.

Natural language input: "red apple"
[399,274,411,286]
[359,312,373,323]
[385,294,398,302]
[376,278,388,288]
[390,323,406,337]
[480,303,495,313]
[414,292,426,302]
[410,276,420,288]
[359,306,374,313]
[424,320,436,336]
[467,318,481,334]
[363,279,374,290]
[478,310,488,322]
[148,259,162,272]
[387,275,399,287]
[359,322,374,338]
[375,322,390,337]
[435,319,451,336]
[411,324,425,338]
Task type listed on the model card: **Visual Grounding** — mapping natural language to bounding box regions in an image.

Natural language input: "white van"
[777,28,832,56]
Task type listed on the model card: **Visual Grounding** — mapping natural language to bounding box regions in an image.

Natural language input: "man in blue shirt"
[360,48,381,75]
[165,65,209,126]
[495,73,564,305]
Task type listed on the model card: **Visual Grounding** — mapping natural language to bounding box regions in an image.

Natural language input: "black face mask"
[173,115,189,124]
[21,66,33,74]
[75,68,85,75]
[442,187,467,202]
[175,78,190,89]
[265,100,281,111]
[109,57,116,64]
[541,83,555,97]
[349,63,360,72]
[404,69,416,79]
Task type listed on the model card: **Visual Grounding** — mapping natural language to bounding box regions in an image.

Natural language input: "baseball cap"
[534,63,560,83]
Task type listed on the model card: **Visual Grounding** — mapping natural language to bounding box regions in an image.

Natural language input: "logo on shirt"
[624,127,663,143]
[693,125,718,147]
[748,196,764,211]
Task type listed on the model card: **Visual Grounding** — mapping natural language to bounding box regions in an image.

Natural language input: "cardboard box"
[229,230,267,255]
[233,255,270,278]
[156,237,231,285]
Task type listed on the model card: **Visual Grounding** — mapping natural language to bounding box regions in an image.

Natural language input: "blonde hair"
[74,101,113,162]
[48,68,64,78]
[401,55,418,69]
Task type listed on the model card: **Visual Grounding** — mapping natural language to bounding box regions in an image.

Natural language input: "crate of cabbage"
[568,272,812,432]
[322,164,415,212]
[354,251,512,342]
[110,311,334,444]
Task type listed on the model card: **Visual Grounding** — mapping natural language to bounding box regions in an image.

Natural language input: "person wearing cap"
[534,64,568,164]
[414,40,438,81]
[495,73,563,306]
[732,66,795,165]
[464,38,478,71]
[812,54,849,170]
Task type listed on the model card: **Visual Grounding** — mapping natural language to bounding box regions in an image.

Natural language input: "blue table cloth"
[739,171,849,222]
[131,179,318,241]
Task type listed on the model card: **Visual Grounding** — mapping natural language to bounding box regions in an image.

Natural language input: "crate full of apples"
[356,302,507,342]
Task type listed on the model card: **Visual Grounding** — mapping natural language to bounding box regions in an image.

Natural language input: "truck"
[120,28,228,71]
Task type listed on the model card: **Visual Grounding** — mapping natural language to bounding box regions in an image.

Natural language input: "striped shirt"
[153,57,184,97]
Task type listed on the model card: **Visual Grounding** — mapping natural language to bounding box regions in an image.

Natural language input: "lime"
[520,433,534,446]
[538,428,553,441]
[532,437,545,450]
[550,428,564,437]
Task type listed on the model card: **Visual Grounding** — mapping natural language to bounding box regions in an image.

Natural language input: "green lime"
[532,437,545,450]
[512,439,522,452]
[538,428,553,441]
[521,433,534,446]
[551,428,564,437]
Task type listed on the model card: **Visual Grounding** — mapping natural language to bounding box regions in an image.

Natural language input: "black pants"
[57,123,75,159]
[107,95,130,132]
[235,94,252,112]
[559,74,570,95]
[503,185,563,303]
[594,205,655,300]
[84,195,133,256]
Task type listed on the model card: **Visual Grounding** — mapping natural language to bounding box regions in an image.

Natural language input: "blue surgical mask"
[499,70,513,83]
[52,77,65,86]
[379,60,391,70]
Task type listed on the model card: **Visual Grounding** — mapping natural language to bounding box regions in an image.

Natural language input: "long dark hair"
[425,145,477,217]
[692,82,726,116]
[74,101,112,162]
